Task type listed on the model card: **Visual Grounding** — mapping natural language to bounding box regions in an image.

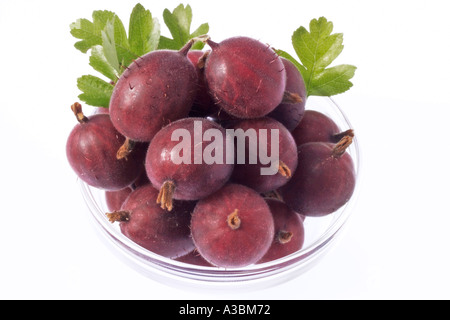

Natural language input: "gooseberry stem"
[157,181,176,211]
[332,135,353,158]
[71,102,88,124]
[227,209,241,230]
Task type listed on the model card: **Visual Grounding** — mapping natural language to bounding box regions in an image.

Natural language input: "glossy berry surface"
[205,36,286,118]
[109,47,198,142]
[229,117,298,193]
[280,137,356,216]
[145,117,234,210]
[268,58,306,131]
[105,187,133,212]
[120,183,156,211]
[107,184,195,259]
[190,184,274,268]
[175,249,214,267]
[187,50,218,116]
[292,110,351,147]
[66,104,145,191]
[258,199,305,263]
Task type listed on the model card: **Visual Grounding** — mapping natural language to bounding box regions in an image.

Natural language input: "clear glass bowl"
[79,96,361,291]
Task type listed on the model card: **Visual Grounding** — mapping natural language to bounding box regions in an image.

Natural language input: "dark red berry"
[204,36,287,118]
[191,184,274,268]
[258,199,305,263]
[107,184,195,259]
[131,169,151,189]
[280,136,356,217]
[229,117,298,193]
[175,249,214,267]
[120,183,156,211]
[92,107,109,115]
[268,58,306,131]
[292,110,354,147]
[66,103,145,191]
[105,187,133,212]
[145,117,234,211]
[109,40,198,142]
[187,50,219,117]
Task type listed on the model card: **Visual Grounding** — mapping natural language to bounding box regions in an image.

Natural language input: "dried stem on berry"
[179,35,211,56]
[227,209,241,230]
[278,160,292,178]
[117,138,137,160]
[106,211,130,223]
[71,102,88,124]
[157,181,176,211]
[197,50,210,69]
[277,230,294,244]
[263,189,284,201]
[332,129,354,143]
[282,91,303,104]
[332,135,353,158]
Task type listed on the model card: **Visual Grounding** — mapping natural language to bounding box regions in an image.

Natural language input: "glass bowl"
[78,96,361,291]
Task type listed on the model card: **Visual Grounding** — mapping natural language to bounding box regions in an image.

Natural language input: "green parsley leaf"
[70,10,117,53]
[158,4,209,50]
[101,20,121,74]
[89,45,119,81]
[129,3,161,56]
[308,64,356,96]
[277,17,356,97]
[104,16,136,72]
[77,75,114,108]
[71,7,143,74]
[70,3,209,107]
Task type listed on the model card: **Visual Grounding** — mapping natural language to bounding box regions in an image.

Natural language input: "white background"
[1,0,449,300]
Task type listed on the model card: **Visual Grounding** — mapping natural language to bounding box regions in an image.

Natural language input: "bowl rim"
[79,96,362,284]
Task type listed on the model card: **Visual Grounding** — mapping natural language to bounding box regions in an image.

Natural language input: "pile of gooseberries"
[66,36,356,268]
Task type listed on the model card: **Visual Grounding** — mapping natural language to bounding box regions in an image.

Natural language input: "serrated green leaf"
[101,20,120,74]
[89,46,119,81]
[91,10,117,33]
[111,16,135,68]
[72,3,211,110]
[70,10,116,53]
[148,18,161,52]
[167,4,192,41]
[70,19,96,53]
[292,26,343,71]
[309,65,356,96]
[71,9,135,69]
[129,3,161,56]
[309,16,333,39]
[158,4,208,50]
[284,17,356,97]
[77,75,113,107]
[101,16,138,75]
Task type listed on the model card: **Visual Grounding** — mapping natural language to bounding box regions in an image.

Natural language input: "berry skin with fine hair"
[66,103,146,191]
[190,183,275,268]
[145,117,234,211]
[109,40,199,142]
[229,117,298,194]
[258,198,305,264]
[186,50,218,117]
[105,187,133,212]
[107,184,196,259]
[280,136,356,217]
[204,36,287,119]
[268,57,307,131]
[291,110,354,147]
